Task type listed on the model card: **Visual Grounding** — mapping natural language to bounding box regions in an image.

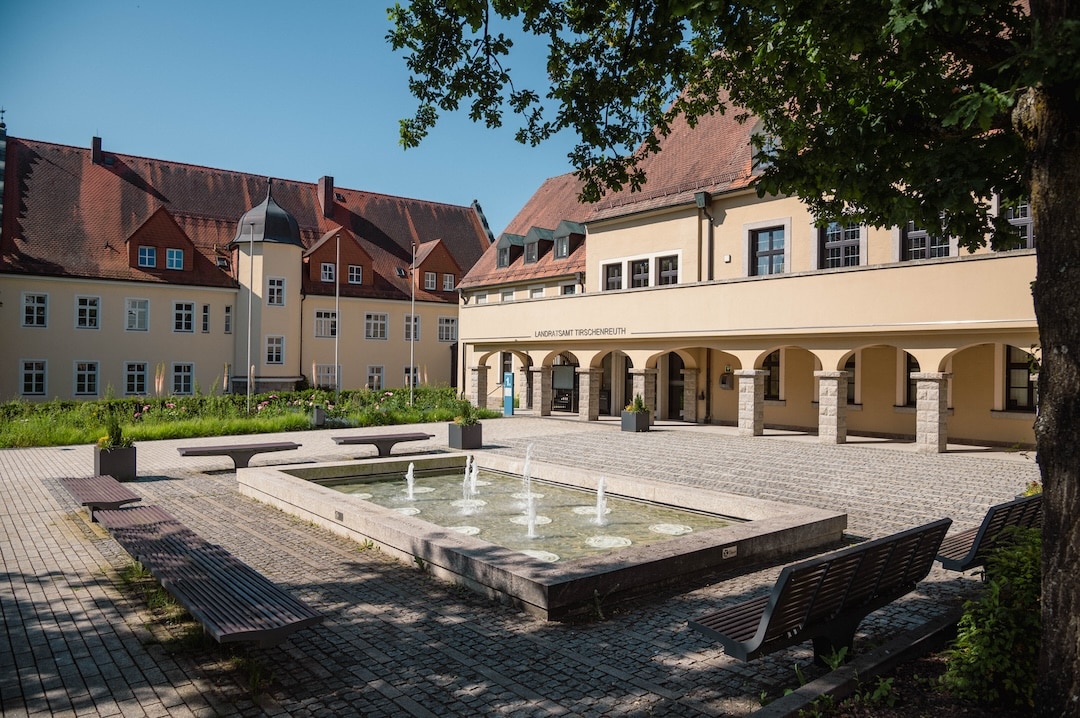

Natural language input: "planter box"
[94,446,137,482]
[621,411,650,432]
[448,423,483,450]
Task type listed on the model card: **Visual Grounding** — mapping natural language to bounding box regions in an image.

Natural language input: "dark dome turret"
[230,178,303,247]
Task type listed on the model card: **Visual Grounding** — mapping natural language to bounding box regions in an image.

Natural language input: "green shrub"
[941,526,1041,709]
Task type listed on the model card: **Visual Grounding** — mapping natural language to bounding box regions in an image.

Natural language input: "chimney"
[318,175,334,218]
[92,136,102,165]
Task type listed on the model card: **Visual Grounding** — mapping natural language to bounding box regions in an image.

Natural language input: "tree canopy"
[389,0,1074,249]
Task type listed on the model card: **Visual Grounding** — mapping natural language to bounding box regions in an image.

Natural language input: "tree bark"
[1023,4,1080,715]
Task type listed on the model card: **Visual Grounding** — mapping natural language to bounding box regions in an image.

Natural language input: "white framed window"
[172,363,194,395]
[438,317,457,342]
[405,314,420,342]
[314,363,338,389]
[138,246,156,268]
[315,310,337,338]
[74,361,99,396]
[125,361,148,396]
[267,277,285,306]
[443,273,455,291]
[524,242,538,264]
[500,289,515,302]
[819,222,861,268]
[367,365,384,391]
[76,296,100,329]
[475,292,488,304]
[23,293,48,327]
[125,298,148,331]
[404,365,418,388]
[22,360,46,396]
[224,305,233,334]
[348,265,363,284]
[1003,197,1034,249]
[529,286,544,299]
[321,262,336,282]
[902,220,950,260]
[423,271,437,290]
[201,304,210,333]
[173,302,194,333]
[166,248,184,270]
[365,312,388,340]
[266,335,284,364]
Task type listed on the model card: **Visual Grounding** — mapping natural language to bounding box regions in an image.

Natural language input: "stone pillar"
[469,366,488,410]
[913,372,951,453]
[681,369,699,423]
[736,369,768,436]
[531,366,552,416]
[629,369,658,425]
[815,370,849,444]
[519,367,532,410]
[577,368,602,421]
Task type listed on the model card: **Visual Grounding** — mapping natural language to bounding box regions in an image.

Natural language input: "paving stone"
[1,419,1040,716]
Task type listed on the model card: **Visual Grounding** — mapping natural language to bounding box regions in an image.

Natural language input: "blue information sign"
[503,372,515,416]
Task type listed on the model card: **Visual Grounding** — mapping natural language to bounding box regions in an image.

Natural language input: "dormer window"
[425,271,437,290]
[166,248,184,270]
[554,236,569,259]
[396,267,407,278]
[498,246,510,268]
[322,262,336,282]
[138,246,156,268]
[524,242,538,264]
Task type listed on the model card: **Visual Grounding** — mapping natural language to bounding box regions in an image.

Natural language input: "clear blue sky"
[1,1,577,236]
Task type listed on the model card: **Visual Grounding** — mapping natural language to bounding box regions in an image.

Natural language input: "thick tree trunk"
[1023,4,1080,715]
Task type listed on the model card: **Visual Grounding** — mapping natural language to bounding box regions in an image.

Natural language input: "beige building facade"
[0,125,491,402]
[457,114,1038,452]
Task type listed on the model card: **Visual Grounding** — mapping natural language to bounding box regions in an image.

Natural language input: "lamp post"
[410,240,416,406]
[246,221,254,414]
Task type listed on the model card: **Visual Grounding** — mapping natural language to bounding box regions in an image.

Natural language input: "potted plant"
[448,400,483,450]
[621,394,651,432]
[94,410,137,481]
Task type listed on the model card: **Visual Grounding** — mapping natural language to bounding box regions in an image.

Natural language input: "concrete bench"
[176,441,301,470]
[689,518,951,665]
[936,493,1042,572]
[331,432,435,457]
[96,505,323,647]
[59,475,141,520]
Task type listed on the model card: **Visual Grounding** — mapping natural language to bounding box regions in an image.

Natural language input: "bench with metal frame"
[936,493,1042,572]
[176,441,302,470]
[331,432,435,457]
[96,504,323,647]
[59,475,141,521]
[689,518,952,665]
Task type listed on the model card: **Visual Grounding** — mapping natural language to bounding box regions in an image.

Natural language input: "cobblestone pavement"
[1,416,1040,717]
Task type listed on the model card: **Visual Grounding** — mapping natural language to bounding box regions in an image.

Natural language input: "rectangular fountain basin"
[237,453,847,620]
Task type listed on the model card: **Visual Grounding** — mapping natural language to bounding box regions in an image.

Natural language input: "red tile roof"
[1,136,490,301]
[460,101,756,288]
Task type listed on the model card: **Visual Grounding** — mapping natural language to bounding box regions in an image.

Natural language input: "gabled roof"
[460,99,756,290]
[1,135,490,299]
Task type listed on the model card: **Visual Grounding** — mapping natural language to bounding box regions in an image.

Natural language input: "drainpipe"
[695,192,715,281]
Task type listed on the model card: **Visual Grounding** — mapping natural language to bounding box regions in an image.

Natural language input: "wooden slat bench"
[176,441,301,470]
[96,505,323,647]
[689,518,952,665]
[331,432,435,457]
[936,493,1042,572]
[59,475,141,520]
